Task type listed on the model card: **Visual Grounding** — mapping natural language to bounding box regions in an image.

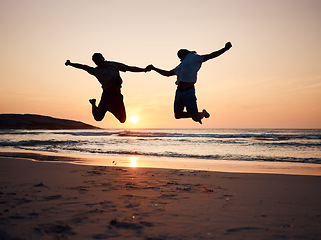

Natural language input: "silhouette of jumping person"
[148,42,232,124]
[65,53,150,123]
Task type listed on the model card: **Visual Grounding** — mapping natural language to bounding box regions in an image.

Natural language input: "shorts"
[174,87,198,114]
[94,90,126,123]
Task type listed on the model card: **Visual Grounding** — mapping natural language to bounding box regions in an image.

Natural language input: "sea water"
[0,129,320,173]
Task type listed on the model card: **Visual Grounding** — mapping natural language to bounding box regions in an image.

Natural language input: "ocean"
[1,129,321,174]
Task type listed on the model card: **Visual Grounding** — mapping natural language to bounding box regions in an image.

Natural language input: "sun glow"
[129,116,140,124]
[130,157,137,167]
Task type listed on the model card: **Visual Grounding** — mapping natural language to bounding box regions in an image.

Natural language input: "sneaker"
[202,109,210,118]
[89,99,96,105]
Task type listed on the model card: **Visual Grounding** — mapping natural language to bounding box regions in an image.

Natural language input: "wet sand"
[1,157,321,239]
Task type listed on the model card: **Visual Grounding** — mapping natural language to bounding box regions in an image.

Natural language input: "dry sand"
[0,157,321,240]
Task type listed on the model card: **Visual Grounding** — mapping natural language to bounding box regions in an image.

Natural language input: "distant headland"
[0,114,100,130]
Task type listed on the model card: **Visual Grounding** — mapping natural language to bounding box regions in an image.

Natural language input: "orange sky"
[1,0,320,129]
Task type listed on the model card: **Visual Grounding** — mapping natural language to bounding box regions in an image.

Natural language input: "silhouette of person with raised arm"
[148,42,232,124]
[65,53,150,123]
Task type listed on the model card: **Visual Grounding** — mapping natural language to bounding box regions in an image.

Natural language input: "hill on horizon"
[0,114,100,130]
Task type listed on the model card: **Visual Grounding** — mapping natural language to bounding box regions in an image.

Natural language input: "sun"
[129,115,140,124]
[129,157,137,167]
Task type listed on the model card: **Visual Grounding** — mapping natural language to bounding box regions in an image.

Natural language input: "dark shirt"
[86,61,128,91]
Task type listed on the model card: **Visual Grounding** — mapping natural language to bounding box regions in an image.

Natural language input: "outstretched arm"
[148,65,176,77]
[65,60,93,72]
[126,66,150,72]
[117,63,151,73]
[202,42,232,62]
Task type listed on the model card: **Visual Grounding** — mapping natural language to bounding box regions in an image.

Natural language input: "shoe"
[89,99,96,105]
[202,109,210,118]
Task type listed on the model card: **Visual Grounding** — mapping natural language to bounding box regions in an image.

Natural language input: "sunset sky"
[1,0,320,129]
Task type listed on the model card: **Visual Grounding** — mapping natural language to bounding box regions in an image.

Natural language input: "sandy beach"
[1,157,321,240]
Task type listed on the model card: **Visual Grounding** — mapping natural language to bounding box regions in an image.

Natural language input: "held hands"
[225,42,232,51]
[144,64,154,72]
[65,60,71,66]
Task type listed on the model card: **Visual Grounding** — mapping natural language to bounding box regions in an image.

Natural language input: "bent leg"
[174,111,207,124]
[108,92,126,123]
[110,103,126,123]
[174,90,186,118]
[90,98,108,122]
[174,88,201,123]
[90,91,126,123]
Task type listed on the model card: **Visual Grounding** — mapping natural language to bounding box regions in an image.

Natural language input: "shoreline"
[1,157,321,239]
[1,149,321,176]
